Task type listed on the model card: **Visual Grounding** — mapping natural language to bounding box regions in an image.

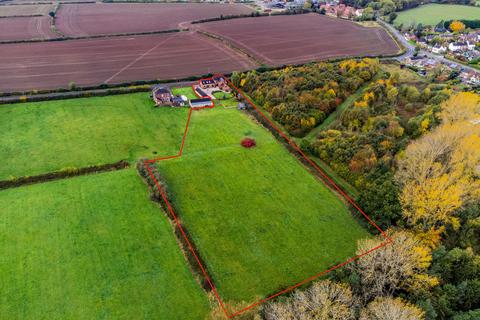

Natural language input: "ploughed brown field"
[0,33,257,92]
[197,13,400,65]
[0,16,56,41]
[56,3,253,37]
[0,4,53,16]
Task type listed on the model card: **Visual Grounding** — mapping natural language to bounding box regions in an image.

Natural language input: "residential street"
[379,20,479,73]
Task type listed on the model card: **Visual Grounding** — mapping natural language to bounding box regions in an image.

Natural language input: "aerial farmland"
[4,1,463,319]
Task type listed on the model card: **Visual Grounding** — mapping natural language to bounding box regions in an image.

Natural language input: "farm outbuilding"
[189,98,214,109]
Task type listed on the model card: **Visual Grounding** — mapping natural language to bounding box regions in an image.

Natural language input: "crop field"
[0,32,257,92]
[197,13,400,65]
[0,4,53,16]
[0,16,55,41]
[155,107,370,308]
[0,93,189,180]
[0,169,210,319]
[56,2,253,37]
[394,4,480,26]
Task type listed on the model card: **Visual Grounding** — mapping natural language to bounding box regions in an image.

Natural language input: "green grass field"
[0,93,189,180]
[156,108,370,306]
[394,4,480,26]
[0,169,210,319]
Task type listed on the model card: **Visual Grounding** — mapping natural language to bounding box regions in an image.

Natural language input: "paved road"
[379,20,479,73]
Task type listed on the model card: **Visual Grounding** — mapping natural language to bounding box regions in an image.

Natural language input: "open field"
[0,169,210,319]
[0,32,257,92]
[394,4,480,26]
[56,3,252,36]
[0,3,53,16]
[155,107,370,305]
[197,13,400,65]
[0,93,189,180]
[0,16,55,41]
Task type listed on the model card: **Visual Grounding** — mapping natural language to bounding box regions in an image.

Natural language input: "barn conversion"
[189,98,214,109]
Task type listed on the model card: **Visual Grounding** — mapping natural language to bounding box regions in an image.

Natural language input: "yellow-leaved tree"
[360,297,425,320]
[449,20,466,33]
[395,92,480,233]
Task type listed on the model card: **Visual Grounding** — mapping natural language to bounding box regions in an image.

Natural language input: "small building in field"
[189,98,214,109]
[152,86,173,106]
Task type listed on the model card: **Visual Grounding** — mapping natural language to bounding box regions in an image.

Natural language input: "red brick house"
[152,86,173,106]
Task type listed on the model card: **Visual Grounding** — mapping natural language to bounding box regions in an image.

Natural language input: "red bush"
[241,137,256,148]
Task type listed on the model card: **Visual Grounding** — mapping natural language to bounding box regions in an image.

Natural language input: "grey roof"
[195,87,208,97]
[153,86,170,94]
[190,98,212,104]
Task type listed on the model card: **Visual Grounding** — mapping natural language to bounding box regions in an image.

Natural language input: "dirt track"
[56,3,253,37]
[0,32,257,92]
[197,14,400,65]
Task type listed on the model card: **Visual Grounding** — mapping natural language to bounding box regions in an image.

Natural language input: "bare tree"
[263,280,356,320]
[348,230,438,303]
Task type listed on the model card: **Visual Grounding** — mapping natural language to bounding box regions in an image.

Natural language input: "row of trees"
[231,59,379,137]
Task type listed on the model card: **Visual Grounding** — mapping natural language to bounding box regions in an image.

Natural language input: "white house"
[449,41,475,52]
[432,44,447,54]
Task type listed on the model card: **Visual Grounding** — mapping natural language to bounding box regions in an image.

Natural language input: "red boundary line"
[144,75,393,319]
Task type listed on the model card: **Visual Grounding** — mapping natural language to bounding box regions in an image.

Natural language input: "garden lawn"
[0,93,189,180]
[171,86,198,99]
[394,4,480,26]
[156,108,370,307]
[213,91,237,108]
[0,169,210,319]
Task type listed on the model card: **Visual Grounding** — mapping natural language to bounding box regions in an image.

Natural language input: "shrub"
[241,137,256,148]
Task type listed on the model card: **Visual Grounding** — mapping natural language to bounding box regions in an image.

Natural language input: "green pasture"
[0,169,210,319]
[0,93,189,180]
[394,4,480,26]
[156,108,370,306]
